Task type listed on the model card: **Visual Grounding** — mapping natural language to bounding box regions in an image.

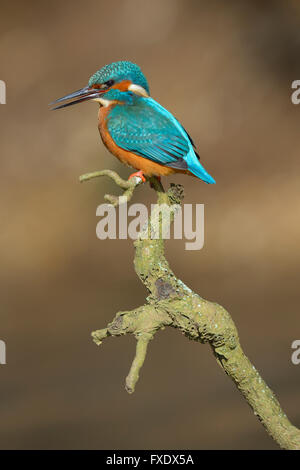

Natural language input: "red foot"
[129,170,147,183]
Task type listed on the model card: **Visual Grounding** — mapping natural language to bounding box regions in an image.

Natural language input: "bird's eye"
[103,79,115,88]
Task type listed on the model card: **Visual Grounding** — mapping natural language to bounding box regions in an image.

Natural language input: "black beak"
[49,86,103,110]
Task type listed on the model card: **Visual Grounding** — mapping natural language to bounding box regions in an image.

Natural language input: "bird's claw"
[128,171,147,183]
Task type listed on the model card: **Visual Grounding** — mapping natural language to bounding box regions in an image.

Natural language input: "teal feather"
[107,96,216,184]
[53,60,215,184]
[89,61,150,95]
[87,61,215,183]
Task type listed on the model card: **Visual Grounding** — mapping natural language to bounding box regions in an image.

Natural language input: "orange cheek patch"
[111,80,132,92]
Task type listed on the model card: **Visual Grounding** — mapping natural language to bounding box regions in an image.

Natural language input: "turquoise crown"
[88,61,150,95]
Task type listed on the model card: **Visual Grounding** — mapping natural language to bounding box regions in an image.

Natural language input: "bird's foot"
[128,171,147,183]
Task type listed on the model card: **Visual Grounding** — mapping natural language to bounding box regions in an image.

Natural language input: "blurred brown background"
[0,0,299,450]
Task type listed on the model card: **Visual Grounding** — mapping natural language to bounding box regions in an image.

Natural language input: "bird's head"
[51,61,150,109]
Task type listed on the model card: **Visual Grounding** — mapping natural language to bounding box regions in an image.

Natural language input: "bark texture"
[88,173,300,450]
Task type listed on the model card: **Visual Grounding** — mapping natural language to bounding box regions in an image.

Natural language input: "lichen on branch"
[84,170,300,450]
[80,169,143,206]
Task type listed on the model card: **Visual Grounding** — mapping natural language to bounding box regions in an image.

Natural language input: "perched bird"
[51,61,215,184]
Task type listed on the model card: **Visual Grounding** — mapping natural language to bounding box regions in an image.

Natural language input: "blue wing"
[107,97,215,184]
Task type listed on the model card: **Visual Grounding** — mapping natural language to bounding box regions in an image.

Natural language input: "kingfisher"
[51,61,215,184]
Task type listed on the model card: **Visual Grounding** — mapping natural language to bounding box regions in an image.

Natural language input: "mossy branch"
[79,169,143,206]
[85,170,300,450]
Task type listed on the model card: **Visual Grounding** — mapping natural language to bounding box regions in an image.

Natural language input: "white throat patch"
[93,97,114,107]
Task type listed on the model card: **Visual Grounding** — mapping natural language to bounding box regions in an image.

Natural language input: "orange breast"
[98,105,187,177]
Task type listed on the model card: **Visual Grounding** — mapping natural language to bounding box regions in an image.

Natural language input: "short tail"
[188,160,216,184]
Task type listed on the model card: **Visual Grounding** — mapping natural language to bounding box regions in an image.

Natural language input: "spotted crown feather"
[88,61,150,95]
